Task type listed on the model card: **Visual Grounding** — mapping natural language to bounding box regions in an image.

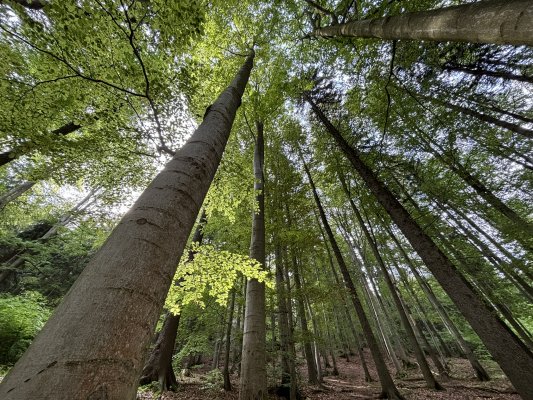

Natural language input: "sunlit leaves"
[165,243,272,315]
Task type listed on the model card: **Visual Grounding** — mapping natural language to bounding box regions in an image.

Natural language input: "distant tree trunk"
[302,160,403,399]
[0,181,35,210]
[139,211,207,390]
[239,120,267,400]
[415,133,533,249]
[319,218,373,381]
[0,51,254,400]
[313,0,533,46]
[339,173,441,389]
[425,96,533,138]
[223,289,236,391]
[306,95,533,400]
[282,250,299,400]
[274,244,294,389]
[0,122,81,167]
[443,65,533,85]
[293,255,319,384]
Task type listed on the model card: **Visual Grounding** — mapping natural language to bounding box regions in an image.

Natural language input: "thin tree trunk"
[427,96,533,138]
[223,289,236,391]
[339,173,441,389]
[302,160,403,399]
[0,51,254,400]
[443,65,533,85]
[0,181,35,210]
[293,256,319,384]
[239,120,267,400]
[306,95,533,400]
[0,122,81,167]
[275,245,292,387]
[313,0,533,46]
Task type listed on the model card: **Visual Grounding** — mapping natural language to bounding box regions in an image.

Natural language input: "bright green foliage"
[165,243,272,315]
[0,291,50,364]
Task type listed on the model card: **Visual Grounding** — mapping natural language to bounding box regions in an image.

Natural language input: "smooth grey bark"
[239,120,267,400]
[0,51,254,400]
[0,181,35,210]
[313,0,533,46]
[306,95,533,400]
[302,161,403,399]
[140,211,206,390]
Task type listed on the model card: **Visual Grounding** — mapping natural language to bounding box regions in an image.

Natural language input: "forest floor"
[137,351,521,400]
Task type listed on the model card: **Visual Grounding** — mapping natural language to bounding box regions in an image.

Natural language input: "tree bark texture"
[139,211,207,390]
[0,51,254,400]
[239,120,267,400]
[306,96,533,400]
[313,0,533,46]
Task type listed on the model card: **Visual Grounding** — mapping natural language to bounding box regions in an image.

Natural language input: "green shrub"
[0,291,51,364]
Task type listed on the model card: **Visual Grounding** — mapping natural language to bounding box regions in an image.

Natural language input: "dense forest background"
[0,0,531,399]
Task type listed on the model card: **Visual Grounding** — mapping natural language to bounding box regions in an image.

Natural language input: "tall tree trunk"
[239,120,267,400]
[339,173,441,389]
[413,130,533,248]
[293,255,319,384]
[223,289,236,391]
[317,215,374,381]
[0,181,35,210]
[0,51,254,400]
[425,96,533,138]
[274,244,293,388]
[140,211,207,389]
[313,0,533,46]
[302,160,403,399]
[443,65,533,85]
[306,95,533,400]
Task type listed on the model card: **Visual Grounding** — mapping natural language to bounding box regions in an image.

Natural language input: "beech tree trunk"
[302,160,403,399]
[306,95,533,400]
[139,211,207,390]
[239,120,267,400]
[313,0,533,46]
[0,51,254,400]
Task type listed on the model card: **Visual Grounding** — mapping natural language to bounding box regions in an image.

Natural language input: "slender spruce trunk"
[239,120,267,400]
[306,95,533,400]
[0,51,254,400]
[302,160,403,399]
[313,0,533,46]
